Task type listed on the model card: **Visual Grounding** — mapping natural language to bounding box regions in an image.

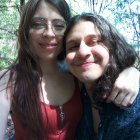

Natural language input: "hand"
[106,67,140,107]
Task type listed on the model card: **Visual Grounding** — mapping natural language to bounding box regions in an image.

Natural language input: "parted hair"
[1,0,71,139]
[63,13,139,106]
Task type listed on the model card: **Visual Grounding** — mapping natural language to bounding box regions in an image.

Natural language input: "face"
[29,0,66,62]
[66,21,109,84]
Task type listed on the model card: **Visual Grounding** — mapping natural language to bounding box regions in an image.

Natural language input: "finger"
[118,93,131,108]
[129,94,138,105]
[121,87,139,106]
[113,91,127,106]
[106,87,119,103]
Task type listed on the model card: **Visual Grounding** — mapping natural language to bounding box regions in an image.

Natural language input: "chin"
[81,74,101,83]
[86,70,101,78]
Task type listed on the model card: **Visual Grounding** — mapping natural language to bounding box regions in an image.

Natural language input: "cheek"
[66,53,74,66]
[56,35,63,42]
[56,36,63,49]
[101,49,109,66]
[66,54,71,66]
[29,31,36,45]
[91,46,109,65]
[104,54,109,64]
[28,31,38,54]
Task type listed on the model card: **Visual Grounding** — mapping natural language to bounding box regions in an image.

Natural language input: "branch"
[98,0,113,14]
[128,0,139,39]
[98,0,104,14]
[0,28,15,35]
[0,5,18,9]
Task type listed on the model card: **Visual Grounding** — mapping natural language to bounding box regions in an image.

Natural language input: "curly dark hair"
[63,13,139,107]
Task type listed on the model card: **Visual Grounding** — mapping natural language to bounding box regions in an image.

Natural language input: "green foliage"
[66,0,90,15]
[0,0,139,69]
[0,0,19,69]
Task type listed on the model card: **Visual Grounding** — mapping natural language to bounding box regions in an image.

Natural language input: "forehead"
[67,21,100,42]
[33,0,64,20]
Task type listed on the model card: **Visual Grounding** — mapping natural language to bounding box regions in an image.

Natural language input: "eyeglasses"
[30,17,66,36]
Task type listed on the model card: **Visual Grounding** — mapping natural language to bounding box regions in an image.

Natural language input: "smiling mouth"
[76,59,98,66]
[40,43,57,47]
[40,43,58,50]
[78,62,93,67]
[74,59,100,69]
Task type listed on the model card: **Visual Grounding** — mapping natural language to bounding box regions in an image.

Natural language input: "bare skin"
[0,0,140,139]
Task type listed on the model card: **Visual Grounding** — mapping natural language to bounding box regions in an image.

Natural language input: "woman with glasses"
[0,0,139,140]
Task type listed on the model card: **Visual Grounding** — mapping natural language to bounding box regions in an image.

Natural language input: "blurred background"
[0,0,139,69]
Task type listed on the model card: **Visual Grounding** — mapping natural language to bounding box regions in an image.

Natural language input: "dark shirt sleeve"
[98,86,140,140]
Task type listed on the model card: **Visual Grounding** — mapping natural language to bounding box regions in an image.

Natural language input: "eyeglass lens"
[30,17,66,35]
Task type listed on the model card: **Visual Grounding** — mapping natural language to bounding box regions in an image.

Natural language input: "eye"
[66,44,79,52]
[53,24,66,30]
[86,39,101,47]
[87,39,98,46]
[30,22,45,29]
[53,23,66,31]
[52,20,66,31]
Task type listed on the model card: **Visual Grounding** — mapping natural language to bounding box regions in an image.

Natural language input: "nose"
[42,24,55,37]
[76,41,91,58]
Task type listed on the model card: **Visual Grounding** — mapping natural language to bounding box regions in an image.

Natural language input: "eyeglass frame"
[30,17,67,36]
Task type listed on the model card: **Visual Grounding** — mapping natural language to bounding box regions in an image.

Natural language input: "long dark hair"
[63,13,139,106]
[1,0,71,139]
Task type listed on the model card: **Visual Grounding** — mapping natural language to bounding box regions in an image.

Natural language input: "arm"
[0,70,11,140]
[124,87,140,139]
[0,92,11,140]
[100,85,140,140]
[106,67,140,107]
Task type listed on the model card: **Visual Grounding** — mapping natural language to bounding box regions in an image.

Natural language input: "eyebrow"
[67,34,100,43]
[32,17,46,21]
[32,17,65,22]
[85,34,100,40]
[66,40,78,46]
[66,38,80,46]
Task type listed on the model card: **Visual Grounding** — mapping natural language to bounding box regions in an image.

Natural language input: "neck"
[39,60,61,76]
[85,82,95,99]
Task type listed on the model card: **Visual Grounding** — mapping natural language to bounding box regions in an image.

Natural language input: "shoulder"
[103,86,140,128]
[0,69,16,140]
[102,85,140,124]
[99,92,140,139]
[128,85,140,114]
[0,69,12,110]
[131,85,140,115]
[0,69,11,140]
[0,69,10,91]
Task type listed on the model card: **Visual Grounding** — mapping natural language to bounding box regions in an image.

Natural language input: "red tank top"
[12,78,83,140]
